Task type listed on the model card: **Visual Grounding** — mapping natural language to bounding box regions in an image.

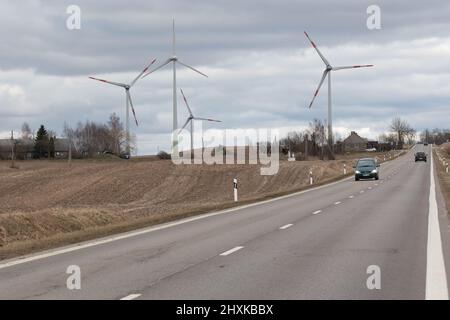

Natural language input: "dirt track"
[0,154,394,258]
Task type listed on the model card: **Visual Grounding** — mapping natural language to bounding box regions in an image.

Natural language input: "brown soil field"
[0,151,400,259]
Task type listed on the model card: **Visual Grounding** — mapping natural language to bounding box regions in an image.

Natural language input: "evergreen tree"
[34,125,48,158]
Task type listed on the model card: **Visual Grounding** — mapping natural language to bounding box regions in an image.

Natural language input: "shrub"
[157,151,171,160]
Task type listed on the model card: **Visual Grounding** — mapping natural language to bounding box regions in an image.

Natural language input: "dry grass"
[0,151,402,260]
[434,144,450,214]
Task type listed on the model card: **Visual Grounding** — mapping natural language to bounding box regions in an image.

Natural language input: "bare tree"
[21,122,32,140]
[108,113,125,155]
[390,117,414,145]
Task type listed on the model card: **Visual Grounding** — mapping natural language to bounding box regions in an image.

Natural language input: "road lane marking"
[220,246,244,256]
[360,190,365,194]
[312,210,322,215]
[349,195,355,199]
[334,201,342,205]
[368,187,372,190]
[120,294,141,300]
[280,224,293,230]
[426,148,449,300]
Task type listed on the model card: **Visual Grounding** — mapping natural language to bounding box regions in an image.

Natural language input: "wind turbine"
[142,18,208,153]
[180,89,221,156]
[304,31,373,154]
[89,58,156,155]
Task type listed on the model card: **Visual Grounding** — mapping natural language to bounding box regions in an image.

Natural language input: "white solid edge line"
[0,156,399,270]
[425,147,449,300]
[280,224,293,230]
[120,294,142,300]
[220,246,244,256]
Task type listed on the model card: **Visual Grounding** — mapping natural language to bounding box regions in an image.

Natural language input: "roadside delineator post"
[233,178,238,202]
[309,170,313,185]
[344,163,347,175]
[384,155,386,161]
[446,163,449,174]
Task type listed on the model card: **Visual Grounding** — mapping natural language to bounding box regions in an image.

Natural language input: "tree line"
[280,117,422,160]
[2,113,132,159]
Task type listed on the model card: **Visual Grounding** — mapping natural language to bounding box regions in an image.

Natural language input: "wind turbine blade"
[130,58,157,87]
[127,91,139,126]
[89,77,127,88]
[141,59,172,79]
[193,117,222,123]
[180,89,193,116]
[177,60,208,78]
[308,69,329,108]
[180,118,190,131]
[304,31,330,66]
[332,64,374,71]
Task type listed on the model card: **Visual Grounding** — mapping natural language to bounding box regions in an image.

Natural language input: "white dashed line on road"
[220,246,244,256]
[280,224,293,230]
[334,201,342,205]
[312,210,322,215]
[349,195,355,199]
[120,294,141,300]
[360,190,365,194]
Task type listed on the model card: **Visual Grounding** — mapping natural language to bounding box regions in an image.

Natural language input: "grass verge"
[434,148,450,215]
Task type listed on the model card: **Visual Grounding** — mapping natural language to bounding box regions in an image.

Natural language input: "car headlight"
[355,170,361,174]
[371,169,378,173]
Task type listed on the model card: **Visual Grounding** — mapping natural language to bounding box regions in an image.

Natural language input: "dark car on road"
[415,152,427,162]
[354,158,380,181]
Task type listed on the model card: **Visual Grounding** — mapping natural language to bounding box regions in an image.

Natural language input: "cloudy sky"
[0,0,449,154]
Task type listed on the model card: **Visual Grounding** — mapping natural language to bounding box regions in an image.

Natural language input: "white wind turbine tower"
[180,89,221,156]
[304,31,373,154]
[142,19,208,153]
[89,58,156,155]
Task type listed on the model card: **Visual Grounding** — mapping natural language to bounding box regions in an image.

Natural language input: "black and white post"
[309,170,313,185]
[344,163,347,175]
[233,178,238,202]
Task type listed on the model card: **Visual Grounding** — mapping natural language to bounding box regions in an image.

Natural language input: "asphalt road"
[1,145,449,300]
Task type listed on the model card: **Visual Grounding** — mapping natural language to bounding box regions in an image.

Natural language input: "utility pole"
[10,130,15,169]
[304,134,308,160]
[68,139,72,166]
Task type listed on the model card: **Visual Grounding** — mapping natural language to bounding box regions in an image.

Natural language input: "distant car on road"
[415,152,427,162]
[424,142,428,146]
[354,158,380,181]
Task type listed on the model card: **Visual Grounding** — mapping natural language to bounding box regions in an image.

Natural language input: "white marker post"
[233,178,238,202]
[446,163,448,174]
[344,163,347,175]
[309,170,313,185]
